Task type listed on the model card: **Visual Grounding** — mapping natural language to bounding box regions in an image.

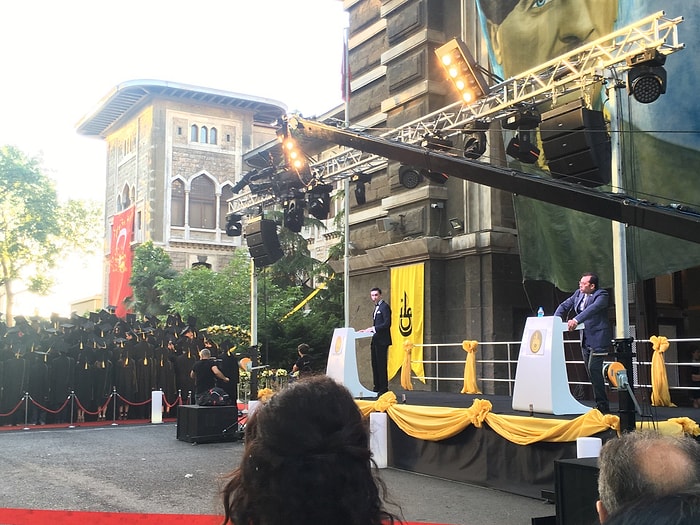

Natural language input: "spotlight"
[351,173,371,206]
[506,133,540,164]
[626,49,667,104]
[399,166,422,189]
[354,182,366,205]
[463,130,487,159]
[225,213,243,237]
[449,218,464,231]
[307,184,333,220]
[283,197,305,233]
[435,38,489,104]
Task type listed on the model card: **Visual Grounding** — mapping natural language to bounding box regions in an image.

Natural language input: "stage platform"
[361,390,700,500]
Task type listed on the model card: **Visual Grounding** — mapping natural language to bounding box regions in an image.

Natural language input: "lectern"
[326,327,375,398]
[512,316,590,415]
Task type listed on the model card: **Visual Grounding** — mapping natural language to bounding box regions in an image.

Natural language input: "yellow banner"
[389,263,425,382]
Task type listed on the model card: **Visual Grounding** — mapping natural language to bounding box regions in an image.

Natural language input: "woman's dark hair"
[476,0,518,25]
[221,375,402,525]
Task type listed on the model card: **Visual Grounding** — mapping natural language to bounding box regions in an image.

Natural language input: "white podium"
[512,316,590,415]
[326,327,375,398]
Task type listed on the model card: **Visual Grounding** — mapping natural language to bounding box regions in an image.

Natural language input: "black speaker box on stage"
[554,457,600,525]
[245,219,283,268]
[176,404,241,444]
[541,100,611,187]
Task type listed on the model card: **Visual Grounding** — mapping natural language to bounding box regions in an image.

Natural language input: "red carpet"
[0,509,450,525]
[0,509,221,525]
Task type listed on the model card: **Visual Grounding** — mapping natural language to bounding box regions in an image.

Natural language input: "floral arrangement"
[204,324,251,351]
[257,387,275,403]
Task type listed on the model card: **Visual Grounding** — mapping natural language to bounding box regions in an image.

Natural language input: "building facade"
[77,80,286,303]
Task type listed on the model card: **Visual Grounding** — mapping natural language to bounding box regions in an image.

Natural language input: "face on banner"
[479,0,619,79]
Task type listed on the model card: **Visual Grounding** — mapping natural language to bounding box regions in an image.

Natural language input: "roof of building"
[75,79,288,138]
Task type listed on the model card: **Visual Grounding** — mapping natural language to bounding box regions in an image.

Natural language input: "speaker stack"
[245,218,283,268]
[540,100,611,187]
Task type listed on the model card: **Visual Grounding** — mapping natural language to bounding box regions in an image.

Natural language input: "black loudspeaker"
[540,100,611,187]
[554,457,600,525]
[176,404,240,443]
[245,219,283,267]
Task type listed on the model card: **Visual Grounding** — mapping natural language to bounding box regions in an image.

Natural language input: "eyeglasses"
[579,280,592,285]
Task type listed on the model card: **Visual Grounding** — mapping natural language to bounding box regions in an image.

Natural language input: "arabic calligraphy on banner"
[389,263,425,383]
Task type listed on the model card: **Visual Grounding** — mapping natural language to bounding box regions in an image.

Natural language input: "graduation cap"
[89,312,101,324]
[14,315,29,326]
[126,313,137,327]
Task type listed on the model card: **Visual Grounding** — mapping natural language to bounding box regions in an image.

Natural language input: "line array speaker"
[245,219,283,268]
[540,100,611,187]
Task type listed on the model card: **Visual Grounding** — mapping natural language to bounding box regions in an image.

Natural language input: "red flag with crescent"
[108,207,135,319]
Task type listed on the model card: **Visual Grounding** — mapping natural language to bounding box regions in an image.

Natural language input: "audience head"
[221,375,401,525]
[597,431,700,522]
[603,486,700,525]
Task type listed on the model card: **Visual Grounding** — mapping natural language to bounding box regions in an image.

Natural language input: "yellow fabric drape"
[650,335,677,407]
[356,395,619,443]
[355,395,698,444]
[460,340,481,394]
[401,341,414,390]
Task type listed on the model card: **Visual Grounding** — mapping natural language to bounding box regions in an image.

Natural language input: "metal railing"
[411,337,700,400]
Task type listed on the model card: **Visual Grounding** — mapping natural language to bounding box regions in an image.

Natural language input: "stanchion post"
[23,392,30,430]
[613,337,636,433]
[111,387,119,426]
[68,391,76,428]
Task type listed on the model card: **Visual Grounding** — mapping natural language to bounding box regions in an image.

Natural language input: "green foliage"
[129,241,178,316]
[156,249,253,328]
[0,145,101,320]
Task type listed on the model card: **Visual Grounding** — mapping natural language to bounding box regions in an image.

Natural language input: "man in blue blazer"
[367,287,392,395]
[554,272,612,413]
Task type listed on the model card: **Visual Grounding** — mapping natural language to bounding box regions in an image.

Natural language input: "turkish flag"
[108,207,135,319]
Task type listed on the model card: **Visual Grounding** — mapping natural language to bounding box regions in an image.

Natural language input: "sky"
[1,0,347,318]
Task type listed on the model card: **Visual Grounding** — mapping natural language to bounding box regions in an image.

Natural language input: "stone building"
[77,80,286,297]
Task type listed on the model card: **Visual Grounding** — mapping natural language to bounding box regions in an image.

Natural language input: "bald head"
[597,431,700,522]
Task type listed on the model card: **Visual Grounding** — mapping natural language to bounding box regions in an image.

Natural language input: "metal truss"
[229,10,683,214]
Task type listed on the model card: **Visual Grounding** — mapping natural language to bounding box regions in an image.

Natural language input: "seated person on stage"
[596,430,700,523]
[220,375,403,525]
[190,348,229,405]
[290,343,312,379]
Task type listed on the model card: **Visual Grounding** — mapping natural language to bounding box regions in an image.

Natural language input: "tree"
[0,146,101,325]
[128,241,178,316]
[156,249,253,328]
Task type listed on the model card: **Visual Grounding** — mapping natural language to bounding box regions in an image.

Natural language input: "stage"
[358,390,700,500]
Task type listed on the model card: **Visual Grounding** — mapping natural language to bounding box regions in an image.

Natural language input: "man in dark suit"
[554,272,612,413]
[367,287,392,395]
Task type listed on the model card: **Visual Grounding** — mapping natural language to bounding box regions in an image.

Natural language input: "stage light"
[399,166,422,189]
[436,39,489,104]
[225,212,243,237]
[449,218,464,231]
[283,197,305,233]
[307,184,333,220]
[506,133,540,164]
[351,173,371,205]
[626,49,667,104]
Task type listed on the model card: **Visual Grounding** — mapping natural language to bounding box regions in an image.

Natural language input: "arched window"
[209,127,217,145]
[190,125,199,142]
[121,184,131,210]
[171,179,185,227]
[199,126,208,144]
[189,175,215,229]
[219,184,233,230]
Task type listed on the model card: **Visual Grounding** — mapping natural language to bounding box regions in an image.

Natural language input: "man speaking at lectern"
[555,272,612,413]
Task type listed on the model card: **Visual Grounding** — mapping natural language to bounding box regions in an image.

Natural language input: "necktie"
[580,294,588,311]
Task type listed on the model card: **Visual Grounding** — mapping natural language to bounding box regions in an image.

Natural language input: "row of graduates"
[0,311,240,425]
